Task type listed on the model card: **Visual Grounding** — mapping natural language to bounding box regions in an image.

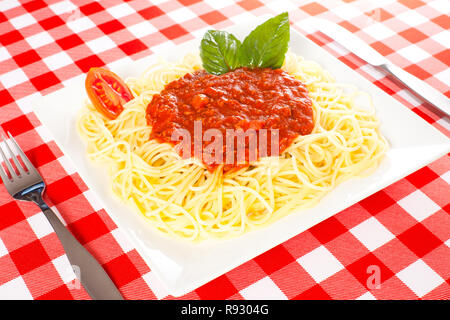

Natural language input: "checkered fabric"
[0,0,449,300]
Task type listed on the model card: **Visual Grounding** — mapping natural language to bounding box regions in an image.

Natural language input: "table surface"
[0,0,449,300]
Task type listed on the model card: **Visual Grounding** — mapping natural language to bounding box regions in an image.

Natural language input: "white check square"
[67,16,95,33]
[0,237,7,257]
[357,292,376,300]
[0,68,28,88]
[0,277,33,300]
[142,272,169,300]
[434,68,450,87]
[167,7,197,23]
[265,0,299,12]
[350,217,395,251]
[26,32,54,49]
[297,246,344,283]
[432,31,450,48]
[363,23,395,40]
[16,92,42,114]
[203,0,236,10]
[35,125,54,144]
[52,255,77,284]
[0,46,11,63]
[9,13,36,29]
[0,0,20,11]
[27,212,54,239]
[128,21,158,39]
[43,52,73,70]
[111,228,134,253]
[397,45,430,63]
[58,155,77,175]
[441,171,450,185]
[332,5,362,20]
[240,277,287,300]
[86,36,117,54]
[428,0,450,13]
[398,190,440,222]
[397,260,444,297]
[396,10,428,27]
[82,189,103,212]
[107,3,135,19]
[49,1,77,15]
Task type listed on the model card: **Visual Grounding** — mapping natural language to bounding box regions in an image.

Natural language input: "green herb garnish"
[200,31,241,75]
[200,12,290,75]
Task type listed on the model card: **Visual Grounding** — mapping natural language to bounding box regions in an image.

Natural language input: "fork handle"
[380,63,450,116]
[41,205,124,300]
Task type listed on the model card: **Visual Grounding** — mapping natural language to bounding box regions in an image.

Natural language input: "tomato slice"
[85,67,133,119]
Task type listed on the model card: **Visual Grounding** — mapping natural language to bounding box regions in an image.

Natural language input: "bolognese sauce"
[146,67,314,171]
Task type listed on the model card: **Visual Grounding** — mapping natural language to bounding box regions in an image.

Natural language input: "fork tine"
[0,142,15,181]
[0,149,11,183]
[7,132,38,175]
[1,133,26,176]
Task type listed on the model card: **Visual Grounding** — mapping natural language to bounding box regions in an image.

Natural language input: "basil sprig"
[200,13,290,75]
[200,31,241,75]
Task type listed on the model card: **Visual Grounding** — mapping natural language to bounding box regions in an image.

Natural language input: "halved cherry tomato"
[85,67,133,119]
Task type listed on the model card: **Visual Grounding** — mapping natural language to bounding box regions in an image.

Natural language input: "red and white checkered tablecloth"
[0,0,449,300]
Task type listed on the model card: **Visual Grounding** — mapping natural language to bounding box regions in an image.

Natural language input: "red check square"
[23,0,46,13]
[160,24,189,40]
[138,6,164,20]
[399,0,426,9]
[195,275,237,299]
[0,30,24,46]
[10,240,50,275]
[178,0,203,5]
[75,55,105,73]
[30,72,60,91]
[293,284,331,300]
[238,0,264,11]
[46,176,82,204]
[13,50,41,67]
[56,34,84,50]
[0,202,25,231]
[400,28,428,43]
[431,15,450,29]
[25,144,57,168]
[406,166,439,188]
[347,253,394,289]
[310,216,348,244]
[359,190,396,215]
[103,254,141,287]
[39,16,66,31]
[80,2,104,15]
[404,64,432,80]
[119,39,148,56]
[1,114,34,136]
[200,11,227,25]
[0,90,14,108]
[254,245,295,275]
[68,213,109,245]
[301,3,327,16]
[37,285,73,300]
[98,20,126,35]
[398,223,442,257]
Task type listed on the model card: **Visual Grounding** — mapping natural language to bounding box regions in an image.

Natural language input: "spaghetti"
[77,52,387,241]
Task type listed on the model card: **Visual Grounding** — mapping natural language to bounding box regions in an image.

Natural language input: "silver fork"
[0,132,123,300]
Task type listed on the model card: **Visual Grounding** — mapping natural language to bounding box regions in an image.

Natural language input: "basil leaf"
[239,12,290,69]
[200,30,241,75]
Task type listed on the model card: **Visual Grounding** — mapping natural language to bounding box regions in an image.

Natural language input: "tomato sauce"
[146,67,314,171]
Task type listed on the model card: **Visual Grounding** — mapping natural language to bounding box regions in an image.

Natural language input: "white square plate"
[34,18,450,297]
